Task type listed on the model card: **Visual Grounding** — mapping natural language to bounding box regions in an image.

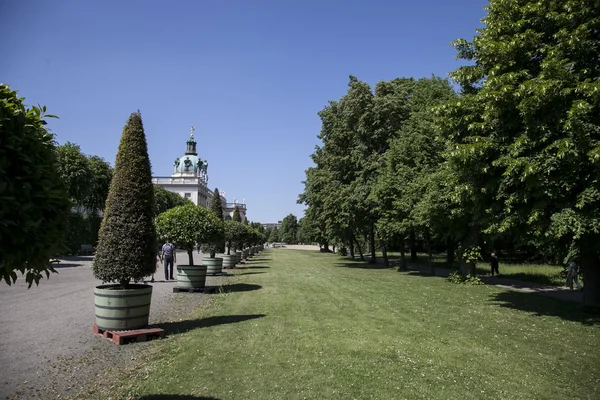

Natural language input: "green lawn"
[383,252,567,286]
[83,249,599,400]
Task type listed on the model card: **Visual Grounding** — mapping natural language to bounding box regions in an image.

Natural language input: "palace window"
[184,193,191,199]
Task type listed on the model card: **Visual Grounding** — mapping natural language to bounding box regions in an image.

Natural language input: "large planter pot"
[221,254,236,269]
[202,257,223,275]
[242,249,249,260]
[248,247,255,257]
[234,251,242,265]
[177,264,208,288]
[94,284,152,331]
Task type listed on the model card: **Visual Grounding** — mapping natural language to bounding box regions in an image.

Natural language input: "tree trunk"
[426,229,434,275]
[187,249,194,266]
[580,246,600,308]
[409,230,417,261]
[353,234,364,261]
[378,233,389,267]
[227,241,231,255]
[349,240,355,259]
[369,223,376,264]
[459,224,479,277]
[398,238,408,271]
[323,240,330,252]
[446,237,455,267]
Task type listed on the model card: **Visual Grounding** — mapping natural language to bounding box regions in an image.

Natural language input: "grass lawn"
[383,252,567,286]
[83,249,599,400]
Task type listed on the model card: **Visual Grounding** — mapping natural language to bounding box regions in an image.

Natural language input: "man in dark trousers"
[162,241,177,281]
[490,250,500,277]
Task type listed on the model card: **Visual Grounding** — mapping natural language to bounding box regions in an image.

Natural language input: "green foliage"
[232,205,242,222]
[92,111,156,286]
[223,220,245,254]
[204,187,225,256]
[155,204,224,265]
[84,155,113,213]
[441,0,600,305]
[280,213,299,244]
[153,185,191,216]
[447,271,485,285]
[0,84,71,287]
[55,142,92,205]
[461,246,483,265]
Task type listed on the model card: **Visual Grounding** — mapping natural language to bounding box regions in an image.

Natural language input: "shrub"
[156,204,224,265]
[0,84,71,287]
[447,271,485,285]
[92,111,156,287]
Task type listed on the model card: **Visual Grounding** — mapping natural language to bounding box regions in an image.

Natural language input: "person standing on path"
[162,241,176,280]
[566,260,582,291]
[490,250,500,277]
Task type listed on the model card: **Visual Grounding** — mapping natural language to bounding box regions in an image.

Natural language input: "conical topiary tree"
[232,205,242,222]
[202,188,225,256]
[93,111,156,287]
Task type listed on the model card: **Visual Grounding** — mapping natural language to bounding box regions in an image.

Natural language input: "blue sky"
[1,0,486,223]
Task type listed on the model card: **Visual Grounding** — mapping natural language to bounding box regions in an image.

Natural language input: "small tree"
[223,220,245,255]
[202,188,225,256]
[156,204,224,265]
[232,205,242,222]
[93,111,156,287]
[0,85,71,287]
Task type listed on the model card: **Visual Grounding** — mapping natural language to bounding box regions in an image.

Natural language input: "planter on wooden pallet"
[94,284,152,331]
[242,249,250,260]
[234,251,242,265]
[176,264,208,288]
[202,257,223,275]
[220,254,236,269]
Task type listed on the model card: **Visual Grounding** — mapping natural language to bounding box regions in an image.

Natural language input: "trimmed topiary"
[156,204,224,266]
[0,84,71,287]
[92,111,156,287]
[223,220,245,255]
[202,187,225,256]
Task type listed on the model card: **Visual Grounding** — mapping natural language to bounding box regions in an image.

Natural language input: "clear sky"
[1,0,486,223]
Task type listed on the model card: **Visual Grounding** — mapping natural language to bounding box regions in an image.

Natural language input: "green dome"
[174,155,202,174]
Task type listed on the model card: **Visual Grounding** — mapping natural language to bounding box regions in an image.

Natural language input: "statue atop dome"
[190,125,195,140]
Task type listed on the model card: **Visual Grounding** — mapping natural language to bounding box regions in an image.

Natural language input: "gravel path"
[0,250,227,399]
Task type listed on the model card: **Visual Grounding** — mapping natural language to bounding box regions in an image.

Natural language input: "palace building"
[152,126,247,221]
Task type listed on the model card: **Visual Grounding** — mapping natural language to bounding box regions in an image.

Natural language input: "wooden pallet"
[172,285,218,294]
[93,324,165,345]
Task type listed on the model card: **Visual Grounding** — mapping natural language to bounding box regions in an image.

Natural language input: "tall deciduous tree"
[0,84,71,287]
[93,111,156,287]
[204,188,225,256]
[55,142,92,206]
[440,0,600,305]
[280,214,299,244]
[84,155,113,213]
[153,185,192,216]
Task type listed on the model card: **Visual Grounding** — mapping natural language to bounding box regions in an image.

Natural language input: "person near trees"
[161,241,176,280]
[490,251,500,277]
[566,260,582,291]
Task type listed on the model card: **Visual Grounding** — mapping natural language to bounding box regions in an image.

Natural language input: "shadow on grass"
[220,283,262,293]
[234,271,267,276]
[157,314,266,335]
[490,291,600,326]
[249,257,271,261]
[245,265,270,269]
[137,395,219,399]
[334,259,394,270]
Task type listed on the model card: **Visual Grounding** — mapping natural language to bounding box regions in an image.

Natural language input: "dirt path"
[0,250,227,399]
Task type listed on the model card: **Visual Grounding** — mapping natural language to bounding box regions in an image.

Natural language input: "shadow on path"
[137,395,219,400]
[59,255,95,262]
[52,263,85,268]
[220,283,262,293]
[156,314,266,335]
[490,291,599,325]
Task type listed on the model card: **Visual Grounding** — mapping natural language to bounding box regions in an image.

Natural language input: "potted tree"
[156,204,223,287]
[223,220,244,268]
[201,188,227,274]
[92,111,156,331]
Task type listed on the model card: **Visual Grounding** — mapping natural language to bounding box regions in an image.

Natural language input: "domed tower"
[172,126,209,185]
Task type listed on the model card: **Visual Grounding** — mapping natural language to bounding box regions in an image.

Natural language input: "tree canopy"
[0,84,71,287]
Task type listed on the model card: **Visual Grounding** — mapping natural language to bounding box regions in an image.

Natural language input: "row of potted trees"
[91,111,266,332]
